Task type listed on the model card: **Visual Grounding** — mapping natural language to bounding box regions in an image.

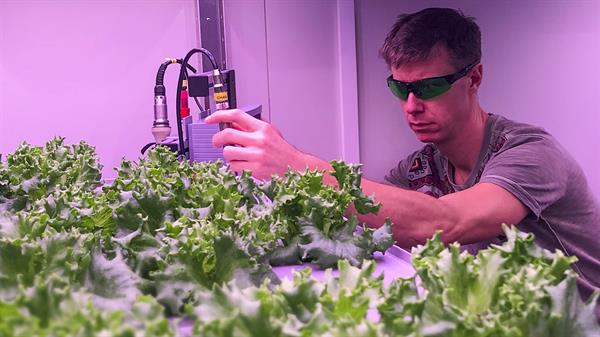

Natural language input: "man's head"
[380,7,481,72]
[380,8,484,145]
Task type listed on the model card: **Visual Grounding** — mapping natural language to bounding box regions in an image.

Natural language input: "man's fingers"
[223,146,258,175]
[222,145,261,162]
[231,121,244,130]
[213,128,255,148]
[205,109,264,132]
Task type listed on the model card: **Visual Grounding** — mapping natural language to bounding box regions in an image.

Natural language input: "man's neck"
[437,108,488,182]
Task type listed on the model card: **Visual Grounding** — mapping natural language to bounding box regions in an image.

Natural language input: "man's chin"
[414,133,439,144]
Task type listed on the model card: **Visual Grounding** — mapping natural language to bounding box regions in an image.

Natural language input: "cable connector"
[180,79,190,119]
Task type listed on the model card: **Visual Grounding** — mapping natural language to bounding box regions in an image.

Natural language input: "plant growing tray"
[177,246,414,335]
[271,245,414,285]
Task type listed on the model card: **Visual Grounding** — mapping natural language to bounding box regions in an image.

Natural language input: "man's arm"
[205,109,529,247]
[297,154,529,248]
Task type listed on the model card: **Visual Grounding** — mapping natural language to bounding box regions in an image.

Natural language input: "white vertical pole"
[336,0,360,163]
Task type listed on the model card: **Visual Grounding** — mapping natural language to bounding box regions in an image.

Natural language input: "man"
[206,7,600,317]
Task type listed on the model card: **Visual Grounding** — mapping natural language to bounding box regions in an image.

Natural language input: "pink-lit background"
[1,0,599,198]
[0,0,201,176]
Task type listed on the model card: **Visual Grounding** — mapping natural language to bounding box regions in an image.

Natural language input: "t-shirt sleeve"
[384,152,415,189]
[479,136,569,218]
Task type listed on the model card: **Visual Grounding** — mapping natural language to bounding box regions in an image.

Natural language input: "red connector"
[180,79,190,119]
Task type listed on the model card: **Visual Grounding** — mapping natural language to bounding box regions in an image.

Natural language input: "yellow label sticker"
[214,92,228,103]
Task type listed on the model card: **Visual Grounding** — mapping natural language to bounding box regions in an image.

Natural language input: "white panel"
[224,0,361,164]
[264,0,341,162]
[223,0,271,121]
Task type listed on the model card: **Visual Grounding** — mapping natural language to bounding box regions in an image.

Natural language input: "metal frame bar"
[197,0,227,72]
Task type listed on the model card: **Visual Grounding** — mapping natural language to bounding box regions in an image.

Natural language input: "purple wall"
[0,0,201,179]
[356,0,600,197]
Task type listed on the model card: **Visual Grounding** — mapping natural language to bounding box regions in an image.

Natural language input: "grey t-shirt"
[386,113,600,313]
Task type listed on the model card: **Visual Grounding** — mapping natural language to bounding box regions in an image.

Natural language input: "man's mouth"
[410,122,434,130]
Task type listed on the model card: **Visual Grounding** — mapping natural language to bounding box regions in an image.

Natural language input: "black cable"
[140,142,156,154]
[175,48,219,156]
[193,97,205,111]
[180,61,197,74]
[155,59,197,95]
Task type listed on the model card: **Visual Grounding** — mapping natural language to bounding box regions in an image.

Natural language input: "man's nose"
[403,92,424,115]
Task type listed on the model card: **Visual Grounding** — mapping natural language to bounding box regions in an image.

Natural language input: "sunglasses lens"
[387,78,408,100]
[418,78,451,99]
[387,76,452,100]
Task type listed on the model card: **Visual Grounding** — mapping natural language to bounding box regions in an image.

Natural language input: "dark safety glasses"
[387,60,479,100]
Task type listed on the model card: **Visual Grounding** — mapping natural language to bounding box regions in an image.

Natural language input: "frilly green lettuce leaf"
[187,260,386,337]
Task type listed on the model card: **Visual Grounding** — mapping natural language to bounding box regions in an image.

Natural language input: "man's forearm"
[357,179,460,248]
[296,153,461,248]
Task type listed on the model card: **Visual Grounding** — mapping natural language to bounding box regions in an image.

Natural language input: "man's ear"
[470,63,483,92]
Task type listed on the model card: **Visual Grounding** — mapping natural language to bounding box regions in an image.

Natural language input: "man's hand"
[204,109,307,180]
